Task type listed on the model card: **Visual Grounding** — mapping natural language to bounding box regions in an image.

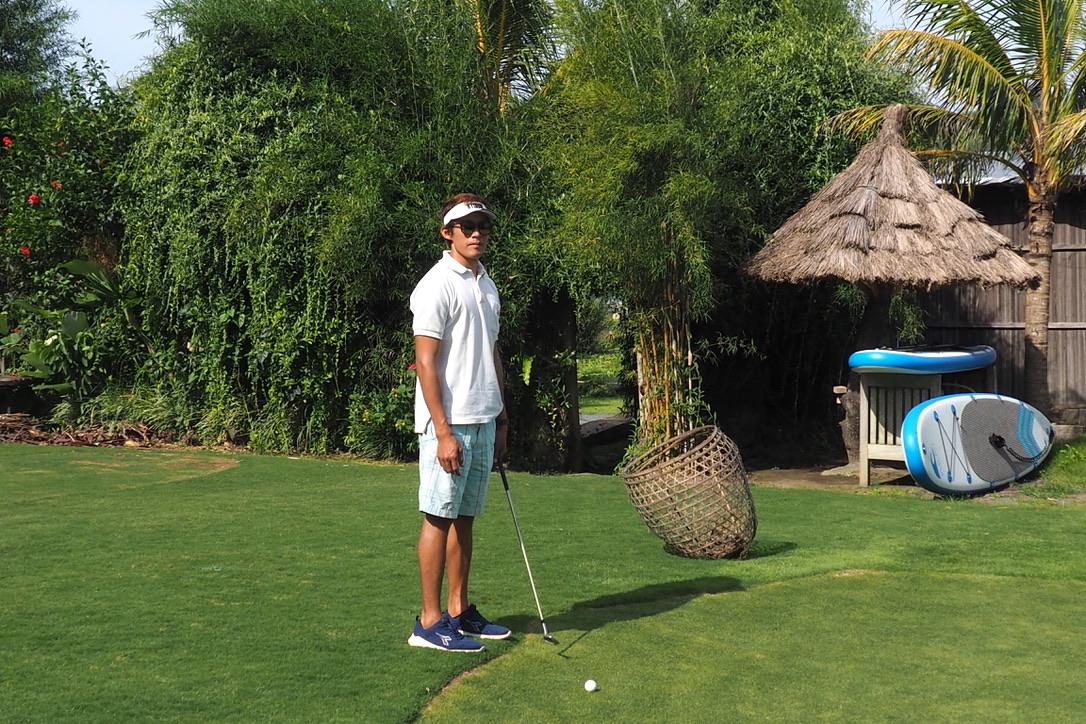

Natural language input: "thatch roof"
[744,104,1040,290]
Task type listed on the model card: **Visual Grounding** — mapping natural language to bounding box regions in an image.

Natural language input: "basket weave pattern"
[622,426,757,559]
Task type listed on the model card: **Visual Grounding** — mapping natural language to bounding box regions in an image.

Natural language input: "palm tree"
[833,0,1086,415]
[468,0,553,113]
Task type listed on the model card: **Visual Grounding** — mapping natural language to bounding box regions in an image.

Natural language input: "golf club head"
[541,622,558,645]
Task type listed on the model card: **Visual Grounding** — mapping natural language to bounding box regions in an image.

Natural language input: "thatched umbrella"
[745,104,1038,290]
[744,103,1039,465]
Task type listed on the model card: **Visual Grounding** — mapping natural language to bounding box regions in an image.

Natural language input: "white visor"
[443,201,497,226]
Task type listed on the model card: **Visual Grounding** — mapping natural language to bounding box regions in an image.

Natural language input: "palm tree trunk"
[1024,188,1055,415]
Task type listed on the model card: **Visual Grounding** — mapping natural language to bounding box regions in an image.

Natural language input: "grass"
[1019,436,1086,499]
[578,394,624,417]
[579,352,624,418]
[3,443,1086,722]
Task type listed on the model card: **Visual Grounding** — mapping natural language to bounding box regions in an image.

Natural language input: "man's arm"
[415,335,462,475]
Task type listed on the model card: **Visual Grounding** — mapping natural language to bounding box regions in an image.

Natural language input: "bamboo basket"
[621,425,757,559]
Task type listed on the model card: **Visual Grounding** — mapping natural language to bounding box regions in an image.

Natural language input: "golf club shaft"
[497,460,555,642]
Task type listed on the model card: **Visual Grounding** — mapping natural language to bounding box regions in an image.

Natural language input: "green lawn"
[3,443,1086,722]
[579,352,624,417]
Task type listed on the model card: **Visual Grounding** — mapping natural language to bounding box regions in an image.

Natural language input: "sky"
[67,0,907,85]
[65,0,163,83]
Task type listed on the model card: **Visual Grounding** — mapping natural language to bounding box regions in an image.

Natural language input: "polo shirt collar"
[439,249,487,279]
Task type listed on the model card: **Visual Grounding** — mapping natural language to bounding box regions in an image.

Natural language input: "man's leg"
[445,515,474,618]
[418,513,452,629]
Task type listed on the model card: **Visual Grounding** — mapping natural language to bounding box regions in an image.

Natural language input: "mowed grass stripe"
[422,573,1086,723]
[3,443,1086,722]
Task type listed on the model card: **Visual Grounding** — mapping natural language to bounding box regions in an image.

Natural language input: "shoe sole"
[407,634,485,652]
[458,628,513,640]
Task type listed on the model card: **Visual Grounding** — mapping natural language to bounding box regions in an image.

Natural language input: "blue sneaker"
[408,613,485,652]
[451,604,512,640]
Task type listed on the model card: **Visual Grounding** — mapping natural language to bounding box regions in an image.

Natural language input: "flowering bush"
[2,48,132,318]
[345,367,417,461]
[1,50,135,416]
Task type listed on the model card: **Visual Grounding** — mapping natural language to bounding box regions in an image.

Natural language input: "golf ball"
[584,679,598,692]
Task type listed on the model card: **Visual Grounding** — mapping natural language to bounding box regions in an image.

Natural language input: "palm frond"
[826,102,975,147]
[1067,43,1086,109]
[1045,107,1086,173]
[870,28,1031,147]
[471,0,554,111]
[1051,0,1086,117]
[1009,0,1082,120]
[820,104,889,139]
[903,0,1015,74]
[917,147,1026,185]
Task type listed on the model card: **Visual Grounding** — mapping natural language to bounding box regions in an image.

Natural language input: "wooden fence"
[918,184,1086,424]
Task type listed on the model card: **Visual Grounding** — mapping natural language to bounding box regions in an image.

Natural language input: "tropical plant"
[1,48,132,311]
[345,371,418,461]
[469,0,554,113]
[7,260,148,419]
[831,0,1086,415]
[545,0,717,445]
[0,0,73,114]
[118,0,555,455]
[545,0,911,447]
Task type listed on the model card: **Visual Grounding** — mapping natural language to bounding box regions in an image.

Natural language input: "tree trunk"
[1023,189,1055,416]
[558,289,584,472]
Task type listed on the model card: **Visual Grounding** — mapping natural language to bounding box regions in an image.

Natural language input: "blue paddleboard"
[849,344,996,375]
[901,393,1054,495]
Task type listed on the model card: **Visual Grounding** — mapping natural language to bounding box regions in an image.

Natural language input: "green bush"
[345,378,417,461]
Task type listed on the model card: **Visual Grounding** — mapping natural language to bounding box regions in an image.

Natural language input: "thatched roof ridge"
[744,104,1040,290]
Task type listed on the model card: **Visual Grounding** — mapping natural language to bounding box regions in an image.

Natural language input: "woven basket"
[621,425,757,559]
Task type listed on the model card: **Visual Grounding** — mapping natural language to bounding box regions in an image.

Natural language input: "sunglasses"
[452,220,494,235]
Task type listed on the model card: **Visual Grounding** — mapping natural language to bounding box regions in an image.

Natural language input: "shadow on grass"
[501,542,796,651]
[501,576,744,655]
[742,539,798,559]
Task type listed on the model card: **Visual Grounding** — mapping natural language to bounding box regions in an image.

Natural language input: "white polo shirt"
[411,250,503,433]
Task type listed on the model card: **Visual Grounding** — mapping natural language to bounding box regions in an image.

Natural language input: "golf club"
[497,459,558,645]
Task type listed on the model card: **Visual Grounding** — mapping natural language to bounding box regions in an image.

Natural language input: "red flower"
[50,180,62,189]
[19,245,31,256]
[2,136,11,146]
[27,194,40,206]
[12,328,20,334]
[408,363,418,370]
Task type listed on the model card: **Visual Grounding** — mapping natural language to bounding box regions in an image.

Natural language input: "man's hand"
[437,430,463,475]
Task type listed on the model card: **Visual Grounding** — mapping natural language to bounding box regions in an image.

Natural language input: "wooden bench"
[858,372,942,487]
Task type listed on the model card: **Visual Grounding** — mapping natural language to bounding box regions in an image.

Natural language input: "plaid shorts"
[418,420,496,518]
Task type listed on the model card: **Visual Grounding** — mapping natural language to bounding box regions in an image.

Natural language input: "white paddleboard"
[901,393,1054,495]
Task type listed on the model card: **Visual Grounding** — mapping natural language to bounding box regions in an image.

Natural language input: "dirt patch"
[748,464,914,491]
[749,464,1086,504]
[71,452,240,487]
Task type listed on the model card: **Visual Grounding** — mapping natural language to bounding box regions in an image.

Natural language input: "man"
[407,193,511,652]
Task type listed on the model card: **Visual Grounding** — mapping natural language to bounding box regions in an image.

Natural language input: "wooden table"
[858,372,942,487]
